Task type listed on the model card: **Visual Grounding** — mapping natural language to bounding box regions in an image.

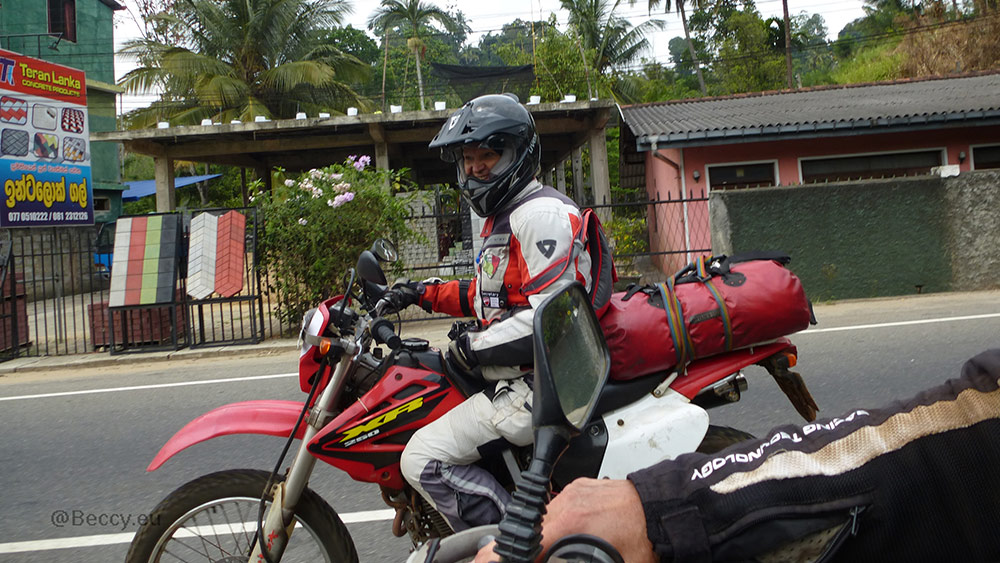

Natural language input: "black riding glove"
[382,280,430,314]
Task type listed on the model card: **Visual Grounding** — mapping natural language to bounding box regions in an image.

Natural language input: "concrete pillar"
[589,127,611,225]
[374,141,389,172]
[370,124,390,190]
[154,157,175,212]
[556,160,567,194]
[571,146,585,205]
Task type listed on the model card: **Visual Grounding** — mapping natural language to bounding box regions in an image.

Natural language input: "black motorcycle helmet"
[428,93,541,217]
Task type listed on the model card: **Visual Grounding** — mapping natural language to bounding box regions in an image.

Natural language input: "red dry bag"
[601,252,814,381]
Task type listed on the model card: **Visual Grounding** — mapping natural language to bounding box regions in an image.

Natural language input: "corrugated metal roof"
[621,72,1000,150]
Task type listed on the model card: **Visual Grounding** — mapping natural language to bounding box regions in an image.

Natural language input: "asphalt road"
[1,290,998,563]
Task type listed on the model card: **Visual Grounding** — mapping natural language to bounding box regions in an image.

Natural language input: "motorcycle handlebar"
[371,317,401,350]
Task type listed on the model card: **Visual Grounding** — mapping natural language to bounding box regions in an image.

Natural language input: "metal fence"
[1,210,286,360]
[0,190,709,358]
[588,188,712,280]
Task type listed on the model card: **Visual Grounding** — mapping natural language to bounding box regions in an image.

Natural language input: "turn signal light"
[319,338,332,355]
[782,352,797,368]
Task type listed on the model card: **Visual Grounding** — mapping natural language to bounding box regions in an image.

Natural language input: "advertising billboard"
[0,48,94,227]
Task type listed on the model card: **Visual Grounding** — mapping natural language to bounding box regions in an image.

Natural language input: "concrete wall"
[711,176,957,301]
[943,170,1000,291]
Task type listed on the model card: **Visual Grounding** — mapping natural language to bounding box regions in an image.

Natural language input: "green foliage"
[715,10,785,93]
[605,216,650,256]
[366,0,464,110]
[318,25,381,65]
[830,42,905,83]
[257,157,418,325]
[118,0,369,127]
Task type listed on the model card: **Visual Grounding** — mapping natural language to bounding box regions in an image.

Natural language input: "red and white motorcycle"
[126,240,817,563]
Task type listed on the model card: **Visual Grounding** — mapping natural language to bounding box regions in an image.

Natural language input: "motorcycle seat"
[592,371,665,417]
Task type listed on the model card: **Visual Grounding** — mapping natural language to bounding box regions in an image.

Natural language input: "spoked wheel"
[696,425,756,454]
[126,469,358,563]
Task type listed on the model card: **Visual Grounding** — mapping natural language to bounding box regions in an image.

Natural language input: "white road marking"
[0,372,298,402]
[4,313,1000,403]
[796,312,1000,335]
[0,509,396,554]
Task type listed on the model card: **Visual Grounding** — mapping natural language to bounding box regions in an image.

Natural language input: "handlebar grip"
[372,317,401,350]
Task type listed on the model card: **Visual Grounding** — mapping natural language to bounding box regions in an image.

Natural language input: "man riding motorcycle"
[382,93,607,531]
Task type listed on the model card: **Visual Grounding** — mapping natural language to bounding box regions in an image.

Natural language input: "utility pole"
[782,0,794,89]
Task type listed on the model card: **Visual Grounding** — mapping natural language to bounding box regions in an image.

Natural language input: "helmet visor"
[441,134,520,185]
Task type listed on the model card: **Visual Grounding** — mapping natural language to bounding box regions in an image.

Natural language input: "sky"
[111,0,868,114]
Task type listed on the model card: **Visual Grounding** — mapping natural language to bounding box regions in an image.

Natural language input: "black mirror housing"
[531,280,610,433]
[356,250,387,286]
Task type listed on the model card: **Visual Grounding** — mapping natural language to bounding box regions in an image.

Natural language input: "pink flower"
[284,179,295,187]
[331,192,355,207]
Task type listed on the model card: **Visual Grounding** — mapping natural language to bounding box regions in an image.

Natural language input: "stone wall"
[942,170,1000,291]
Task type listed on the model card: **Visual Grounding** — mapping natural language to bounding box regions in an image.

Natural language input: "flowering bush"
[257,156,417,326]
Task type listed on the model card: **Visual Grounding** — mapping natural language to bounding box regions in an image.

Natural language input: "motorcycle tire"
[696,425,755,454]
[125,469,358,563]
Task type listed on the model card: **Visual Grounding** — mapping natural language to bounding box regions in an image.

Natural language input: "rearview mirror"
[532,280,610,433]
[356,250,387,285]
[371,239,398,263]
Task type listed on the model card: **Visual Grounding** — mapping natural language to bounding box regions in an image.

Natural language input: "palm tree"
[559,0,664,101]
[118,0,369,127]
[634,0,707,95]
[367,0,461,111]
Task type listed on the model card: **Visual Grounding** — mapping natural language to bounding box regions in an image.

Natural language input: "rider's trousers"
[400,376,533,532]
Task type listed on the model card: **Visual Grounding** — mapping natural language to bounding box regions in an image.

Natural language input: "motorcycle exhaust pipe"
[692,372,748,410]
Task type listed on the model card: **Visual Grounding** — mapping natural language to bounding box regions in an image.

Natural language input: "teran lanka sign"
[0,48,94,227]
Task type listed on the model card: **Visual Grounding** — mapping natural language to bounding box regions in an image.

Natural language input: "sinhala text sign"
[0,48,94,227]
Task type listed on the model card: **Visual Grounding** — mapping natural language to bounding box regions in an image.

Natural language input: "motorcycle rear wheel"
[696,425,755,453]
[125,469,358,563]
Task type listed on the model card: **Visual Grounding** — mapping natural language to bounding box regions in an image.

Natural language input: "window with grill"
[48,0,77,43]
[801,150,943,183]
[707,162,776,190]
[972,145,1000,170]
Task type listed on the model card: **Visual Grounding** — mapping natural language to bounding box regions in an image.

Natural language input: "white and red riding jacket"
[419,180,593,380]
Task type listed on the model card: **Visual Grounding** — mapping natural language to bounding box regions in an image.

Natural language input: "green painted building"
[0,0,126,223]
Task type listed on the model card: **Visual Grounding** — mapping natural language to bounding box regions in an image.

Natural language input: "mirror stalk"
[494,426,571,563]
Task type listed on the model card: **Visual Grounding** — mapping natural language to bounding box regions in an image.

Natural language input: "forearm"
[421,279,475,318]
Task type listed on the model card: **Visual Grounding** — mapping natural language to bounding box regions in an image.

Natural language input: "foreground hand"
[474,478,656,563]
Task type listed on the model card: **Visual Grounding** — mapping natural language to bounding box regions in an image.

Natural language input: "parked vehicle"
[126,240,816,563]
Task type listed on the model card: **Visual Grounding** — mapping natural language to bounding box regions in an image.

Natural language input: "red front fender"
[148,400,307,471]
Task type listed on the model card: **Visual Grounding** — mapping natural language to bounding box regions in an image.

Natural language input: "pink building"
[620,72,1000,274]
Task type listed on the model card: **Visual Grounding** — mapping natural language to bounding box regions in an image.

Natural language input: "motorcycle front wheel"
[125,469,359,563]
